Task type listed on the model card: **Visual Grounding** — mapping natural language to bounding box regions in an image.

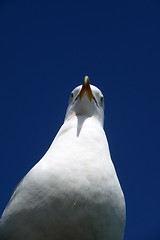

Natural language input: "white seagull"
[0,76,126,240]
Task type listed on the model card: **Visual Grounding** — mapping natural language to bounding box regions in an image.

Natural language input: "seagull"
[0,76,126,240]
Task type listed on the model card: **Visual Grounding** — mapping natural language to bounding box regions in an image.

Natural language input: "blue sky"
[0,1,160,239]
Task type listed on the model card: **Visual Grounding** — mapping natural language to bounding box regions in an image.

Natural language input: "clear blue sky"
[0,1,160,239]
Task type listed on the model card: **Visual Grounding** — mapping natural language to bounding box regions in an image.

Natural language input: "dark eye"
[100,96,104,102]
[70,92,74,98]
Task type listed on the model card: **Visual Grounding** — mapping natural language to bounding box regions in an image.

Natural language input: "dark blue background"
[0,1,160,239]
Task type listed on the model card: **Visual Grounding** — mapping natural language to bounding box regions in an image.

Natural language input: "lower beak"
[74,76,98,107]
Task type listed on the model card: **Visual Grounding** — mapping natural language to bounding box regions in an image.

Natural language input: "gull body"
[0,77,126,240]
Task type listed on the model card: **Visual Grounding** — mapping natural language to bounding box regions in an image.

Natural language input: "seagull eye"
[70,92,74,98]
[100,96,104,102]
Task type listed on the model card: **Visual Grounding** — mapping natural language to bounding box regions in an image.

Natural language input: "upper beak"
[74,76,98,107]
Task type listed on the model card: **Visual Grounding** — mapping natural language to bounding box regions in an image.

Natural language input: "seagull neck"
[66,114,102,126]
[52,115,105,147]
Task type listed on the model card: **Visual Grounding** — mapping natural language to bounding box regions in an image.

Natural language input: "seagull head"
[64,76,104,127]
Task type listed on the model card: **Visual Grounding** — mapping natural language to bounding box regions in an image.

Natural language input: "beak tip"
[83,76,90,86]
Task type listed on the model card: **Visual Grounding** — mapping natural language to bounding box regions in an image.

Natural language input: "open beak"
[73,76,98,107]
